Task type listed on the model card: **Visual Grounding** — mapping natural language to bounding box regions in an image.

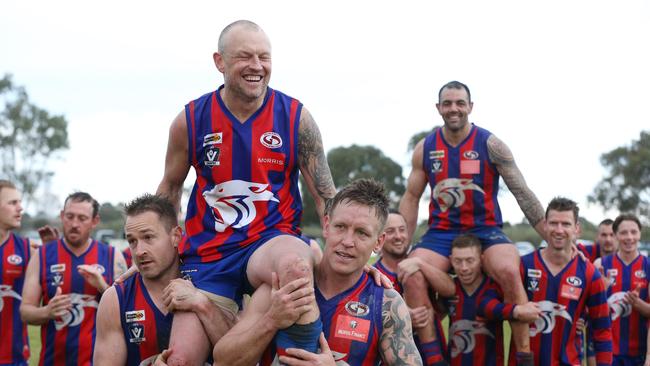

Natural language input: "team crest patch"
[431,159,443,173]
[635,270,646,279]
[429,150,445,159]
[260,132,282,149]
[527,278,540,292]
[125,310,146,323]
[128,323,146,344]
[566,276,582,287]
[203,132,222,146]
[52,273,64,287]
[50,263,66,273]
[345,301,370,317]
[463,150,479,160]
[204,147,221,167]
[7,254,23,265]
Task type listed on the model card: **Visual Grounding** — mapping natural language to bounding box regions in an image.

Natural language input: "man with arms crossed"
[213,179,422,366]
[157,19,336,365]
[399,80,545,365]
[20,192,127,365]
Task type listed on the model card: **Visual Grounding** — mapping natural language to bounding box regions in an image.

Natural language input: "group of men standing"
[1,18,649,366]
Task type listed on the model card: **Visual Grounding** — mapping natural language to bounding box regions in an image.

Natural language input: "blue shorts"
[180,232,306,307]
[415,227,512,257]
[613,355,644,366]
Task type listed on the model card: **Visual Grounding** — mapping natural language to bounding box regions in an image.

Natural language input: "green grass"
[28,325,40,366]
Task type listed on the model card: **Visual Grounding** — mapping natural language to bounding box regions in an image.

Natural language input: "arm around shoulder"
[157,110,190,212]
[380,289,423,366]
[93,286,127,366]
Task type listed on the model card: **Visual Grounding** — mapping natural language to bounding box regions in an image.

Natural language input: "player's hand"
[624,289,642,308]
[162,278,205,312]
[77,264,109,293]
[513,301,541,323]
[267,272,315,330]
[570,244,587,261]
[114,264,139,284]
[153,349,171,366]
[409,306,430,329]
[363,265,393,289]
[279,333,336,366]
[575,318,586,333]
[397,257,422,283]
[37,225,59,244]
[643,355,650,366]
[46,286,72,319]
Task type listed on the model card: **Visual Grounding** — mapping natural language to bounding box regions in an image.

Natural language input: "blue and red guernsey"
[373,259,402,294]
[115,273,173,365]
[577,243,601,263]
[182,86,303,263]
[38,239,115,366]
[122,247,133,268]
[0,233,31,364]
[445,277,510,366]
[519,250,612,366]
[601,253,650,357]
[422,125,501,231]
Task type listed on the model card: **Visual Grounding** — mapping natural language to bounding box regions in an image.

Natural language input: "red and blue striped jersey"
[115,273,173,365]
[422,125,501,231]
[0,233,31,364]
[182,86,303,263]
[38,239,115,366]
[122,247,132,268]
[372,259,402,294]
[445,276,510,366]
[601,253,650,356]
[520,250,612,366]
[577,243,601,263]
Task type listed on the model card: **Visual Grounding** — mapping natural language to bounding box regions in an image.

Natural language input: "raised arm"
[487,134,545,237]
[297,107,336,223]
[93,287,127,365]
[399,140,428,243]
[379,289,423,366]
[157,110,190,212]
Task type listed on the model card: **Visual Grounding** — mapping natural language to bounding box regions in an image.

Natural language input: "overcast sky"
[2,0,649,226]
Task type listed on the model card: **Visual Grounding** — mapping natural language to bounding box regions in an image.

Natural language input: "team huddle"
[1,19,648,366]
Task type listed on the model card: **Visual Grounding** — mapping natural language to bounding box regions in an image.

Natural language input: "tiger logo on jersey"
[0,284,22,312]
[54,293,99,330]
[529,300,572,336]
[432,178,485,212]
[203,180,279,232]
[608,291,632,320]
[449,319,494,358]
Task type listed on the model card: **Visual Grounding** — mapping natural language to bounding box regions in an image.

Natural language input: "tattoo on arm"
[380,290,423,366]
[298,109,336,201]
[487,135,544,227]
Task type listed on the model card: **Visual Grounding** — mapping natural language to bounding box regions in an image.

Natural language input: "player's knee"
[276,254,313,285]
[492,262,520,290]
[166,353,194,366]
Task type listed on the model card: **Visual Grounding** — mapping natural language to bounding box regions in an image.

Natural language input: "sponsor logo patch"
[560,284,582,300]
[527,269,542,278]
[7,254,23,265]
[429,150,445,159]
[203,132,222,146]
[125,310,146,323]
[460,160,480,175]
[50,264,66,273]
[345,301,370,317]
[463,150,479,160]
[260,132,282,149]
[334,315,370,343]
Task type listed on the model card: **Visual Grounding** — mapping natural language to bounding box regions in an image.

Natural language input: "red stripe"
[0,238,15,362]
[459,129,477,230]
[77,242,99,365]
[135,277,159,359]
[482,158,496,226]
[274,99,299,232]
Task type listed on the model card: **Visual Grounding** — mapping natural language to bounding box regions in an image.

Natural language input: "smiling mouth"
[335,251,354,260]
[244,75,263,82]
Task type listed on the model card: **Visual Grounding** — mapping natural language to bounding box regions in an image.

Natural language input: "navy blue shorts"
[613,355,644,366]
[415,226,512,257]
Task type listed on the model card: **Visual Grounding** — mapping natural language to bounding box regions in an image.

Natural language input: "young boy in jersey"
[399,234,541,366]
[594,214,650,366]
[213,179,422,366]
[488,197,612,366]
[93,194,229,365]
[20,192,127,366]
[0,180,32,366]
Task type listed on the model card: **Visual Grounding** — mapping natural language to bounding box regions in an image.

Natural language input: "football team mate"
[157,19,336,365]
[515,197,612,366]
[20,192,127,366]
[94,194,230,365]
[594,214,650,365]
[376,211,447,358]
[213,179,422,366]
[399,80,545,366]
[0,180,32,366]
[400,234,541,366]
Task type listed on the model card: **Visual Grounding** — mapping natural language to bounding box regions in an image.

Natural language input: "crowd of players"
[1,19,649,366]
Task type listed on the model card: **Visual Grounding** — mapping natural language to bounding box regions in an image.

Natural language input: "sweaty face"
[450,246,482,287]
[436,87,473,133]
[544,210,579,251]
[615,220,640,255]
[596,224,617,255]
[322,201,384,277]
[60,200,98,247]
[0,188,22,231]
[217,26,272,103]
[382,213,409,258]
[125,211,180,280]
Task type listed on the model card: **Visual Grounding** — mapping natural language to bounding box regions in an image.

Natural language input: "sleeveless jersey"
[38,239,115,366]
[115,273,173,366]
[601,253,650,356]
[422,124,501,231]
[520,250,612,366]
[0,233,30,364]
[445,277,508,366]
[577,243,601,263]
[182,85,303,263]
[372,259,402,294]
[122,247,133,268]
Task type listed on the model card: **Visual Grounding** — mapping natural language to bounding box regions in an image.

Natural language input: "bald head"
[218,20,266,54]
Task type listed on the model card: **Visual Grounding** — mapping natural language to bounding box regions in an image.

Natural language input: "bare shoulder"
[97,286,120,322]
[486,134,515,165]
[170,109,188,137]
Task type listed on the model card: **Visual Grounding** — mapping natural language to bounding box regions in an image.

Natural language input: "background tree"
[589,131,650,224]
[0,74,69,208]
[300,144,406,230]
